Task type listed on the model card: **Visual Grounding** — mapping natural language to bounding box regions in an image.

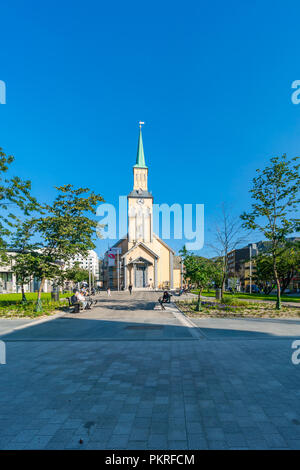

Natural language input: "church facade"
[103,127,182,291]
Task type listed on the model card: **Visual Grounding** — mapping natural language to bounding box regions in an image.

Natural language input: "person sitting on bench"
[162,291,172,303]
[70,290,80,313]
[78,289,94,310]
[75,291,88,310]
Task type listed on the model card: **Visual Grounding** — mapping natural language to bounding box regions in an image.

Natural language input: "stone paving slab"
[0,312,67,337]
[0,337,299,449]
[190,317,300,340]
[0,291,300,450]
[0,318,34,336]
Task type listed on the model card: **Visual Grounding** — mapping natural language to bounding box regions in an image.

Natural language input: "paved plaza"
[1,291,300,449]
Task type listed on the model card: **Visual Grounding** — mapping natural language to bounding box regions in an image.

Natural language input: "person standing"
[107,287,111,297]
[128,284,132,295]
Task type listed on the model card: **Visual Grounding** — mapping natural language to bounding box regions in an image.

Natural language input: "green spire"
[134,128,147,168]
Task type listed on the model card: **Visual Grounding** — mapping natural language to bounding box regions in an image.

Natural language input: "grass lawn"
[0,292,71,303]
[0,292,72,318]
[191,290,300,303]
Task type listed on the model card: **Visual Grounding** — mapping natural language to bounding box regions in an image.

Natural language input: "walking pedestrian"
[128,284,132,295]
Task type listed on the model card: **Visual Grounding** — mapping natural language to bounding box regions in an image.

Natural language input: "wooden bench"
[66,296,98,313]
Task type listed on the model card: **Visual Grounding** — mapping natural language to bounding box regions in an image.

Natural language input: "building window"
[0,272,12,282]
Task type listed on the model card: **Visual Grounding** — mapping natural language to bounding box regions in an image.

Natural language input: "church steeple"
[132,123,148,191]
[134,127,147,169]
[128,122,153,246]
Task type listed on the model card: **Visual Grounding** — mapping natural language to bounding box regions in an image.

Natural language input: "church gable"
[123,242,158,265]
[130,256,153,266]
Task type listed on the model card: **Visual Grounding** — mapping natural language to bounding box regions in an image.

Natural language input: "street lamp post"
[180,259,183,290]
[249,244,252,294]
[117,250,120,291]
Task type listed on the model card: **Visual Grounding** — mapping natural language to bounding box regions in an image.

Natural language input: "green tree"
[181,249,214,311]
[210,259,223,289]
[254,240,300,294]
[278,241,300,293]
[254,253,274,294]
[31,185,104,310]
[241,155,300,309]
[10,218,42,302]
[12,254,33,302]
[61,263,89,287]
[0,147,38,262]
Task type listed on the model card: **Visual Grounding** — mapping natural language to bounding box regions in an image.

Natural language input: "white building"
[0,249,100,294]
[0,251,53,294]
[67,250,99,279]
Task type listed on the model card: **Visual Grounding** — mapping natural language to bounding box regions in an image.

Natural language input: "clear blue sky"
[1,0,300,257]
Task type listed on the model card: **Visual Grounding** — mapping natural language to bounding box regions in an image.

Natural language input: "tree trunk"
[273,264,281,310]
[38,278,45,299]
[21,284,27,303]
[221,255,228,300]
[221,275,226,300]
[196,287,202,311]
[275,276,281,309]
[36,278,45,312]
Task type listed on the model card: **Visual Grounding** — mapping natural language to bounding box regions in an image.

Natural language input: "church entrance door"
[135,265,147,288]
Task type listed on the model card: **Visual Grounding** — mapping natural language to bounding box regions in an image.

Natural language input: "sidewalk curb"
[154,301,205,340]
[0,311,66,338]
[170,302,206,340]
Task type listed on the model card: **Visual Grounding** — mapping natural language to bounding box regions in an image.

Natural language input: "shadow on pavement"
[1,312,300,341]
[0,315,195,341]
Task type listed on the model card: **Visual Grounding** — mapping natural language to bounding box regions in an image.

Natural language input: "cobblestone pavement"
[0,291,300,450]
